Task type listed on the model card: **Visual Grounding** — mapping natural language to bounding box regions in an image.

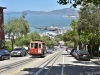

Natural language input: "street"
[0,48,100,75]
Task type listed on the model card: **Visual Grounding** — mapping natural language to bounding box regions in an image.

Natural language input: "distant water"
[4,14,77,33]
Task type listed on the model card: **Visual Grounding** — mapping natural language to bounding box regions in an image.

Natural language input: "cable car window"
[39,44,41,48]
[31,43,33,48]
[34,43,38,48]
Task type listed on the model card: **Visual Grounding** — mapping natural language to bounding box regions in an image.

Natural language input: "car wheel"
[25,52,27,56]
[1,56,4,60]
[21,53,24,57]
[8,56,10,59]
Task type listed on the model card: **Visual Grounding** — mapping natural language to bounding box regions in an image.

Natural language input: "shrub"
[5,41,12,51]
[5,45,12,52]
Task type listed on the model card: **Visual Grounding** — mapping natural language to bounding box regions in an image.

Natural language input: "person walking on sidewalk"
[66,46,69,53]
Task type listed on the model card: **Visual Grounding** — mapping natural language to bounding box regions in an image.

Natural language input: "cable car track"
[33,52,61,75]
[0,51,61,75]
[0,58,37,73]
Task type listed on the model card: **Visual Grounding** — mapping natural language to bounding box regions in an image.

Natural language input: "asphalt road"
[0,48,100,75]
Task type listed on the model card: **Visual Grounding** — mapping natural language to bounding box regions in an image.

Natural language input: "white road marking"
[61,55,64,75]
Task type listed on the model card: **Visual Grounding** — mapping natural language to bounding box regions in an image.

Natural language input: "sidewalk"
[91,57,100,65]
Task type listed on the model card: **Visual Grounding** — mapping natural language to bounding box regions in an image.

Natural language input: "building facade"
[0,6,6,40]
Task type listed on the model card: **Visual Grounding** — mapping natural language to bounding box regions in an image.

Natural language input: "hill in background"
[4,8,78,15]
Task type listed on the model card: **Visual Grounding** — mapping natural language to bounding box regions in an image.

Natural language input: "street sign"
[99,47,100,51]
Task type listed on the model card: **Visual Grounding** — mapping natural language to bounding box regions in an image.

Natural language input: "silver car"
[11,48,27,57]
[47,49,53,54]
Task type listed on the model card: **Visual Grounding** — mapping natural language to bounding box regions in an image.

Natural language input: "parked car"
[75,50,90,61]
[0,50,10,60]
[47,49,53,54]
[11,48,27,57]
[70,47,77,55]
[72,50,79,57]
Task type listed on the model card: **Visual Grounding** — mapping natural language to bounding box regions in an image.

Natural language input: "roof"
[30,40,45,43]
[0,6,7,9]
[30,41,43,43]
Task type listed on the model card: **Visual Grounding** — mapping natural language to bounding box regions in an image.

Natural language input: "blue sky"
[1,0,80,12]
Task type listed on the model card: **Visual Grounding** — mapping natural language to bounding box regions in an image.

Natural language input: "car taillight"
[88,54,90,56]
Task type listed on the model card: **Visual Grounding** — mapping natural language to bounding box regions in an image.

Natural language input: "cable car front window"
[34,43,38,48]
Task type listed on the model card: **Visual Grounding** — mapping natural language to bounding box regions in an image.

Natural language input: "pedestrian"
[66,46,69,53]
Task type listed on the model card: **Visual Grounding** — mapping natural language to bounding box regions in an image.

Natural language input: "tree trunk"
[91,38,93,58]
[78,42,82,50]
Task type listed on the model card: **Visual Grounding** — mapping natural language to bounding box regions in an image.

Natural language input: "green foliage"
[0,40,5,49]
[90,54,94,59]
[65,41,74,48]
[67,20,78,47]
[41,36,57,48]
[78,4,100,41]
[76,3,100,58]
[15,34,31,46]
[57,0,100,8]
[15,31,57,47]
[31,31,41,40]
[4,12,30,38]
[55,34,63,41]
[5,41,12,51]
[58,19,79,48]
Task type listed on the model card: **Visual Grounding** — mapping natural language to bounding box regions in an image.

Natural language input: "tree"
[64,20,78,47]
[4,12,30,38]
[0,40,5,49]
[31,31,41,40]
[15,34,31,46]
[57,0,100,8]
[55,34,63,41]
[77,3,100,58]
[41,36,57,48]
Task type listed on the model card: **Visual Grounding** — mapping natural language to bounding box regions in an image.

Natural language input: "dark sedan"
[75,50,90,61]
[11,48,27,57]
[70,47,77,55]
[0,50,10,60]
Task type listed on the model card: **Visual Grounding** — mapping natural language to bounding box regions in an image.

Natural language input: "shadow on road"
[21,63,100,75]
[62,54,69,55]
[72,60,94,65]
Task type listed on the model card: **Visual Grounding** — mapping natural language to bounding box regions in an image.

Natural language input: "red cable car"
[29,40,47,57]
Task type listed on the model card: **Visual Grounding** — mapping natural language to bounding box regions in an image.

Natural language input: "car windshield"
[0,50,4,54]
[14,48,22,51]
[76,50,81,53]
[80,51,89,54]
[74,50,77,52]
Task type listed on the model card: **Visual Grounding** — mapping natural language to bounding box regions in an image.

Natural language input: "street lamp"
[11,35,14,50]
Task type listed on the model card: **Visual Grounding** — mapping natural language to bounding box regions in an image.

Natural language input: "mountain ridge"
[4,8,78,15]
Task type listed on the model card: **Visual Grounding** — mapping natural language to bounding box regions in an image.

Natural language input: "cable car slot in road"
[34,52,61,75]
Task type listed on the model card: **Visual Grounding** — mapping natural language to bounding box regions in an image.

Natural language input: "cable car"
[29,40,47,57]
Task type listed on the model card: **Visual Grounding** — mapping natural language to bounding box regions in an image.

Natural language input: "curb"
[91,59,100,65]
[92,61,100,65]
